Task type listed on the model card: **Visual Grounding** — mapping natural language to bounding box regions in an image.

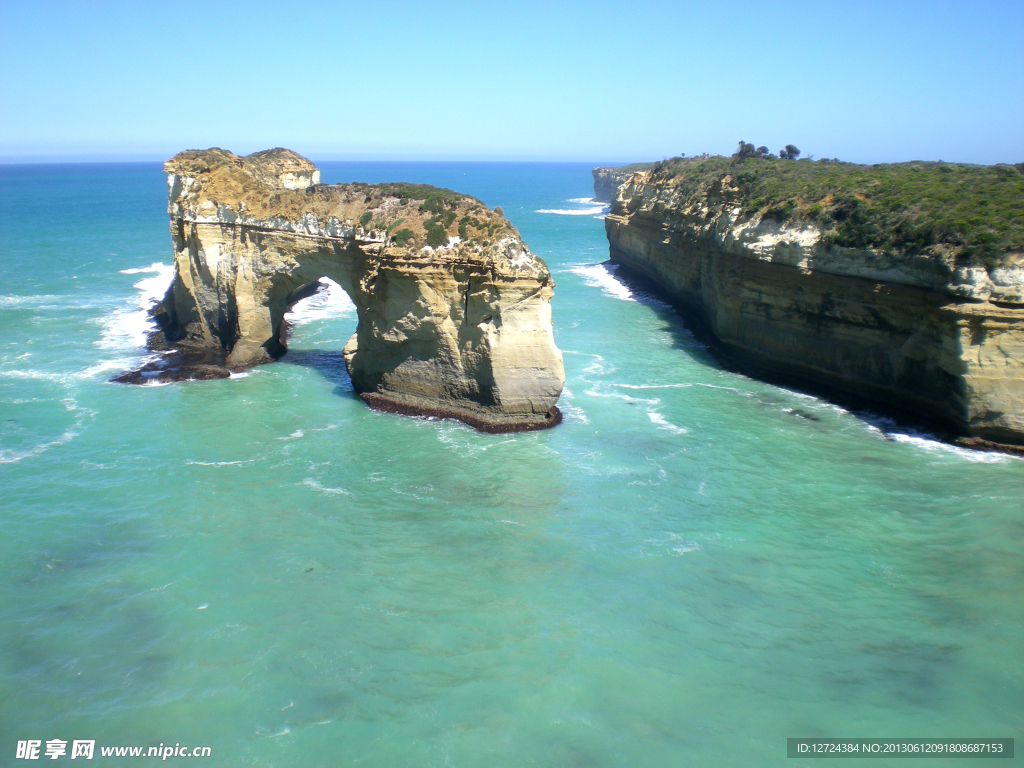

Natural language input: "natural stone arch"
[150,148,564,432]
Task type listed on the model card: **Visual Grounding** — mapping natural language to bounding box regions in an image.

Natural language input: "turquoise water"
[2,162,1022,766]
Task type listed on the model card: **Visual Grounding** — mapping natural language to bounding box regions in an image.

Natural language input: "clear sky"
[1,0,1021,165]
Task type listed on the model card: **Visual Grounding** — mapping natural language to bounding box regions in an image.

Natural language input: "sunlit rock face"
[154,148,564,432]
[592,166,644,203]
[605,168,1024,450]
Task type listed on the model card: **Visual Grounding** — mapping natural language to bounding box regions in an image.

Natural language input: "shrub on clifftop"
[635,155,1024,267]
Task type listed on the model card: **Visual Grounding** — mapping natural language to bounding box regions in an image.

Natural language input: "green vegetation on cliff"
[346,181,512,248]
[606,162,656,175]
[642,156,1024,266]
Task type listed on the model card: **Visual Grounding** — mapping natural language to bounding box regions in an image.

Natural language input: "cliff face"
[605,166,1024,449]
[592,164,652,202]
[152,148,564,432]
[592,169,620,203]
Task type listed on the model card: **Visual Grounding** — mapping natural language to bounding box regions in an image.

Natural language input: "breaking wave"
[97,262,174,352]
[860,415,1013,464]
[537,196,609,216]
[537,206,608,216]
[569,263,635,301]
[285,278,356,326]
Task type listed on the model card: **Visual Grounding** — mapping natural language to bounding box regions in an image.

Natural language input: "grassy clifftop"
[635,156,1024,267]
[599,161,656,175]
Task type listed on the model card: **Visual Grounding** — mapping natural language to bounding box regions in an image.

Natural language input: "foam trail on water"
[0,396,93,464]
[647,411,689,435]
[537,196,609,216]
[301,478,353,496]
[120,264,166,275]
[860,416,1013,464]
[569,264,635,302]
[97,262,174,351]
[537,206,608,216]
[286,278,356,327]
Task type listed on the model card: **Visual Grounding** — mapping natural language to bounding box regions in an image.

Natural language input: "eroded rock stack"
[145,148,564,432]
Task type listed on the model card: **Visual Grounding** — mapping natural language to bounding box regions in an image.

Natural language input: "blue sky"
[1,0,1021,164]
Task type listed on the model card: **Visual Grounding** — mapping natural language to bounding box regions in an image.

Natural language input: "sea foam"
[537,206,608,216]
[537,196,609,216]
[569,264,635,302]
[97,262,174,352]
[284,278,356,326]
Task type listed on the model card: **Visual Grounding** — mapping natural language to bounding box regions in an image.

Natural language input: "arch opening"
[142,146,565,432]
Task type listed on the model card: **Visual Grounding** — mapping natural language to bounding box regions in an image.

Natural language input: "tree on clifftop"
[735,142,777,160]
[780,145,801,160]
[735,141,756,159]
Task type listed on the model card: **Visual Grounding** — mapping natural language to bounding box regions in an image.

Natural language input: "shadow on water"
[605,265,720,369]
[279,349,359,401]
[604,260,985,450]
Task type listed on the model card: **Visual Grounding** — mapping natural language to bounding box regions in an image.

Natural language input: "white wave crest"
[560,404,591,425]
[96,262,174,351]
[886,429,1010,463]
[301,478,353,496]
[0,427,80,464]
[671,542,702,555]
[119,263,168,275]
[583,388,660,405]
[537,206,607,216]
[569,264,635,301]
[647,411,688,435]
[859,414,1014,463]
[285,278,356,326]
[186,460,252,467]
[0,397,93,465]
[615,383,691,390]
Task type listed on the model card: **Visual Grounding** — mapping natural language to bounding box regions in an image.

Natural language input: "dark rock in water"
[112,343,231,384]
[785,408,821,422]
[954,436,1024,456]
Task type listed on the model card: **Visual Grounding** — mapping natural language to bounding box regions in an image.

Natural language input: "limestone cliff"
[592,164,652,202]
[604,158,1024,450]
[143,148,564,432]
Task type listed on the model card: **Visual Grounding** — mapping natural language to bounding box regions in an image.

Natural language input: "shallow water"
[1,162,1022,766]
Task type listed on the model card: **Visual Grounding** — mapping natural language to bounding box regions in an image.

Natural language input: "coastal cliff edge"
[600,156,1024,450]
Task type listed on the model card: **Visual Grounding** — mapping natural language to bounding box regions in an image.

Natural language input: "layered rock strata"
[592,164,652,203]
[604,166,1024,450]
[137,148,564,432]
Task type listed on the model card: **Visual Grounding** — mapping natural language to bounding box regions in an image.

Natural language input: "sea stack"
[601,155,1024,450]
[146,148,564,432]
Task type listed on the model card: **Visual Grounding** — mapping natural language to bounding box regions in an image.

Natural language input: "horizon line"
[0,156,646,168]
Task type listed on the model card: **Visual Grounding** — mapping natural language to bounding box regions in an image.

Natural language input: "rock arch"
[152,148,564,432]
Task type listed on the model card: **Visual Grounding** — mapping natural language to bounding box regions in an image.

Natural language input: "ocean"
[1,161,1022,766]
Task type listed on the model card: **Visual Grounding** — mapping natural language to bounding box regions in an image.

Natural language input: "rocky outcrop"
[592,169,620,203]
[136,148,564,432]
[592,165,652,202]
[605,165,1024,450]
